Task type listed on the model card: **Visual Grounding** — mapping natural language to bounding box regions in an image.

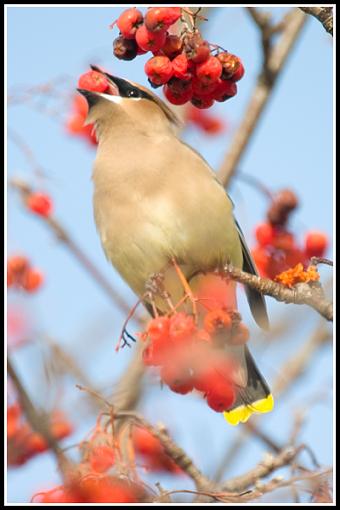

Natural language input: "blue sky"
[7,6,333,503]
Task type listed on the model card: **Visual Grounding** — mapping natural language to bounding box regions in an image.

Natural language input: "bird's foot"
[145,272,175,313]
[171,258,198,323]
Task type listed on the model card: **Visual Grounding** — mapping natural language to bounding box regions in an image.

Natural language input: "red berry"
[230,61,245,82]
[145,7,181,32]
[7,256,29,275]
[116,8,143,39]
[167,77,192,95]
[78,71,109,93]
[22,268,44,292]
[212,79,237,102]
[163,83,193,105]
[272,230,296,251]
[218,53,244,81]
[133,426,163,455]
[192,76,218,96]
[66,114,86,134]
[160,364,193,394]
[169,312,195,343]
[252,247,269,277]
[304,231,328,258]
[72,95,89,117]
[255,223,275,247]
[206,384,235,412]
[184,34,210,64]
[113,36,138,60]
[89,445,115,473]
[26,192,52,217]
[135,25,167,52]
[162,34,183,59]
[147,316,170,342]
[191,95,215,109]
[204,308,232,334]
[196,56,222,85]
[145,56,173,85]
[172,54,189,79]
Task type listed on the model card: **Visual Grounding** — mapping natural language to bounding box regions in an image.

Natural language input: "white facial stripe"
[97,93,123,104]
[97,93,141,103]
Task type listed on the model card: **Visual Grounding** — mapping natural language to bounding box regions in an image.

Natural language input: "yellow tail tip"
[223,394,274,426]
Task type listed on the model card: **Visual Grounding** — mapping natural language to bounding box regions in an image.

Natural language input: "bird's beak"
[77,88,101,108]
[90,65,133,97]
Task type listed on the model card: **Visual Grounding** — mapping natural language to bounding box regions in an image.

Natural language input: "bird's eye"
[127,89,140,98]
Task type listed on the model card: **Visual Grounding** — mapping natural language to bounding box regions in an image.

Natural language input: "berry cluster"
[252,189,329,279]
[132,426,182,474]
[7,255,44,293]
[140,308,249,413]
[112,7,244,108]
[7,403,72,466]
[26,191,53,217]
[32,477,144,504]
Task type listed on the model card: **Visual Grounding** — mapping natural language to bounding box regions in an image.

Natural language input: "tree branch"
[299,7,333,36]
[222,263,333,321]
[222,445,303,492]
[10,178,137,320]
[218,9,307,187]
[7,356,71,473]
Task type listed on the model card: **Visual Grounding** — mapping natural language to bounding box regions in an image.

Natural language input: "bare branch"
[114,410,212,492]
[7,356,72,473]
[300,7,333,36]
[218,9,307,187]
[222,445,303,492]
[222,263,333,321]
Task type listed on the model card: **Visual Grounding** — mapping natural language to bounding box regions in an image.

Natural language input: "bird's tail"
[224,346,274,426]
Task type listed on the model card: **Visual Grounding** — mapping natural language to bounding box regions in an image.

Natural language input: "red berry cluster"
[112,7,244,108]
[32,478,144,504]
[7,255,44,293]
[252,189,329,279]
[7,403,72,466]
[26,192,53,217]
[140,309,249,413]
[132,426,182,474]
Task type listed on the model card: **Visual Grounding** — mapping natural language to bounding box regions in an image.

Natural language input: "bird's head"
[77,65,181,141]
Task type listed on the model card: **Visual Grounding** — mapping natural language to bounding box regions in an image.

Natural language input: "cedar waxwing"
[78,66,274,425]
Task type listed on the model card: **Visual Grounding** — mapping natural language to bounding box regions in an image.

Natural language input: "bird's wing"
[234,218,269,330]
[179,140,269,330]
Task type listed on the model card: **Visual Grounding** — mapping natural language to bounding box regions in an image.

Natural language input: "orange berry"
[204,308,232,334]
[22,268,44,293]
[89,445,115,473]
[26,192,53,217]
[304,231,328,258]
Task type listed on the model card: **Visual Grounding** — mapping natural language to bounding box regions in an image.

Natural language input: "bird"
[77,66,274,425]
